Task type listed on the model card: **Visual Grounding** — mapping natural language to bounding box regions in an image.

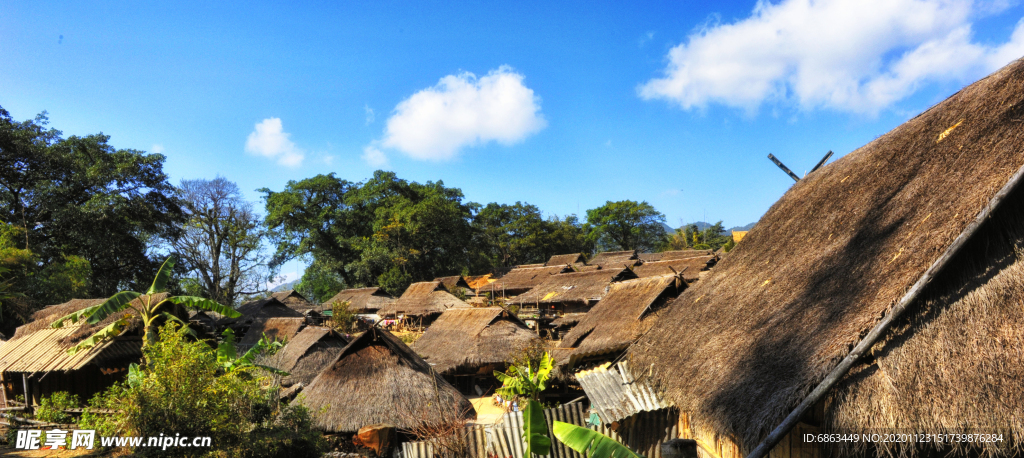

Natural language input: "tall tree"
[0,107,183,299]
[173,178,270,305]
[473,202,591,269]
[585,200,667,253]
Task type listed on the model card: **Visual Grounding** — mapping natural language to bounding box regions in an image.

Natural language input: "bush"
[36,391,79,424]
[80,323,327,457]
[331,300,356,332]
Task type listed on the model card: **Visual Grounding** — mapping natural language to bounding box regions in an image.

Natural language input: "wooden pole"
[808,151,834,175]
[768,154,800,182]
[746,161,1024,458]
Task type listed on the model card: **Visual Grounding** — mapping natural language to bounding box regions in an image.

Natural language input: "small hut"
[545,253,585,266]
[412,307,539,394]
[629,58,1024,457]
[238,317,305,351]
[631,256,717,283]
[432,275,474,296]
[476,265,570,298]
[511,268,638,337]
[323,287,395,315]
[376,281,472,329]
[220,297,304,335]
[586,250,639,268]
[271,290,315,314]
[263,326,349,393]
[298,327,476,434]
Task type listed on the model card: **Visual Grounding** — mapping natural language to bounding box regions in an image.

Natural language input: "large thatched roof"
[377,281,471,318]
[271,290,314,313]
[510,268,637,305]
[222,297,304,327]
[559,276,680,363]
[15,294,175,345]
[432,276,473,295]
[411,307,539,374]
[631,256,716,282]
[545,253,584,266]
[629,58,1024,455]
[476,265,570,296]
[262,326,349,388]
[238,317,304,349]
[586,250,638,267]
[323,287,395,314]
[298,327,475,433]
[638,249,715,262]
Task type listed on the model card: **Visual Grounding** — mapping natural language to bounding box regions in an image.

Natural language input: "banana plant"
[50,256,242,354]
[216,328,289,377]
[552,421,643,458]
[494,352,555,458]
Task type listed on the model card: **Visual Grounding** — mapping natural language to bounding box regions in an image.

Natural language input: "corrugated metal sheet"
[576,361,669,424]
[0,327,141,373]
[401,402,678,458]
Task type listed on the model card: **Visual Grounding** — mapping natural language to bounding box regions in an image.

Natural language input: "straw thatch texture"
[238,317,304,349]
[510,268,638,305]
[13,299,107,339]
[433,276,472,292]
[16,294,176,345]
[298,327,475,433]
[638,249,715,262]
[587,251,638,267]
[464,274,493,290]
[550,313,586,327]
[476,265,570,296]
[271,290,314,312]
[222,297,304,328]
[263,326,349,387]
[546,253,584,266]
[628,57,1024,454]
[0,328,141,373]
[631,256,716,282]
[411,307,539,374]
[560,276,679,361]
[377,281,472,318]
[323,287,395,314]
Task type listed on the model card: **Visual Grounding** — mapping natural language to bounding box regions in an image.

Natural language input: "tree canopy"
[473,202,590,269]
[585,200,667,252]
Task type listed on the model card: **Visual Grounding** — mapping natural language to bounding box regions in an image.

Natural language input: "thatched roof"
[545,253,584,266]
[15,294,175,345]
[476,265,570,296]
[510,268,637,305]
[550,313,586,327]
[638,249,715,262]
[433,276,473,294]
[298,327,476,433]
[411,307,539,374]
[629,58,1024,455]
[263,326,349,388]
[238,317,305,349]
[631,256,716,282]
[13,299,107,339]
[377,281,472,318]
[222,297,304,327]
[0,328,141,373]
[271,290,314,313]
[559,276,680,362]
[323,287,395,314]
[464,274,494,290]
[731,231,748,243]
[516,263,546,268]
[587,250,639,268]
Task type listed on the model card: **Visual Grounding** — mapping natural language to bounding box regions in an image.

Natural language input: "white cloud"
[639,0,1024,114]
[151,144,165,154]
[380,66,547,160]
[245,118,305,167]
[362,145,390,168]
[365,105,375,125]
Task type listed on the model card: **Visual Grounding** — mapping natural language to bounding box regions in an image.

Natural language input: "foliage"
[585,200,667,253]
[678,221,731,251]
[330,300,356,332]
[50,256,240,352]
[552,421,643,458]
[495,351,555,458]
[79,323,327,457]
[216,328,288,376]
[294,257,346,304]
[473,202,591,269]
[173,177,272,306]
[0,106,183,299]
[0,222,89,328]
[36,391,79,424]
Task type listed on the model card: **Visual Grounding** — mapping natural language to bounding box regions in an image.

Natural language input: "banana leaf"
[166,295,241,318]
[146,256,176,295]
[67,318,132,355]
[552,421,643,458]
[523,399,551,458]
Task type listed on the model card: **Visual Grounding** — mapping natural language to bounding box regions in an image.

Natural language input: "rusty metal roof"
[576,360,670,423]
[0,327,142,373]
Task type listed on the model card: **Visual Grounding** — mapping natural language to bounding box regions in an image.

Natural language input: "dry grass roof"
[323,287,395,314]
[638,250,715,262]
[15,294,173,345]
[587,251,639,267]
[629,57,1024,454]
[378,281,472,317]
[545,253,584,266]
[560,276,680,362]
[223,297,304,327]
[238,317,305,349]
[511,268,638,305]
[271,290,314,312]
[433,276,473,294]
[476,265,570,296]
[411,307,539,374]
[631,256,716,282]
[298,327,475,433]
[263,326,349,388]
[0,328,141,373]
[464,274,494,290]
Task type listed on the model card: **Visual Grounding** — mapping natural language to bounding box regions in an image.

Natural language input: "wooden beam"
[808,150,834,175]
[767,154,800,182]
[746,160,1024,458]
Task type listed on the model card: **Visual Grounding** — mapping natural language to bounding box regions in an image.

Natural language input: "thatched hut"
[323,287,395,314]
[432,275,474,296]
[511,267,638,313]
[298,327,476,433]
[631,256,716,283]
[262,326,349,392]
[411,307,539,393]
[220,297,304,334]
[271,290,315,313]
[638,249,715,262]
[475,265,570,298]
[376,281,472,328]
[586,250,639,268]
[628,58,1024,458]
[558,275,681,370]
[238,317,305,351]
[545,253,585,266]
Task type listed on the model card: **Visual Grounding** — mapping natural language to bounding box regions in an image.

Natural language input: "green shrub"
[36,391,79,424]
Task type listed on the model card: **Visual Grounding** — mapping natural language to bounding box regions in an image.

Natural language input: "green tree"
[585,200,667,253]
[0,106,183,299]
[473,202,591,269]
[680,221,731,251]
[294,258,346,304]
[174,177,271,306]
[51,256,240,351]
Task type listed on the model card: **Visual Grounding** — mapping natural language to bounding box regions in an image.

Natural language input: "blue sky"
[3,0,1024,234]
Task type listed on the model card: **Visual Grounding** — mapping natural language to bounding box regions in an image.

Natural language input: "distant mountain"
[271,279,299,292]
[728,222,757,232]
